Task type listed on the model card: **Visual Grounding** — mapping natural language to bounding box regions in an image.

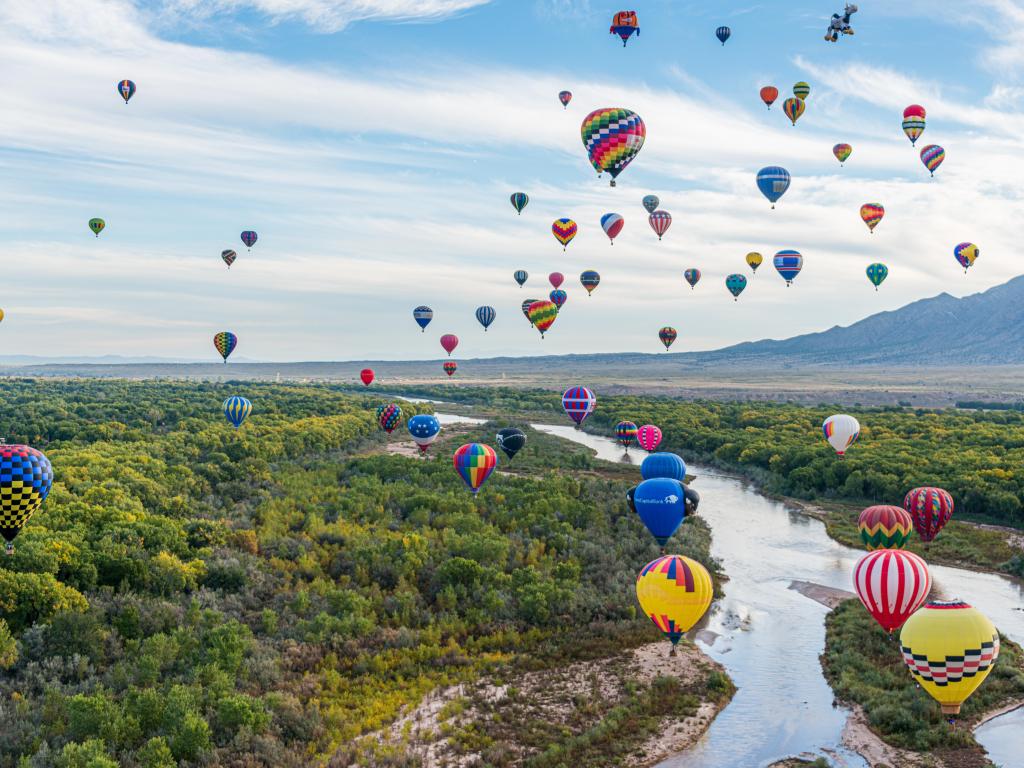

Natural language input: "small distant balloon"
[440,334,459,356]
[408,414,441,453]
[601,212,624,244]
[558,91,572,109]
[510,192,529,215]
[616,421,638,448]
[214,332,237,363]
[514,270,528,287]
[954,242,979,273]
[549,289,567,310]
[636,555,713,653]
[609,10,640,47]
[636,424,662,453]
[360,368,374,386]
[223,396,252,428]
[378,403,402,433]
[756,166,790,208]
[860,203,884,233]
[642,195,660,214]
[562,386,596,427]
[793,81,810,100]
[549,272,565,289]
[413,306,433,332]
[443,360,457,377]
[475,306,496,331]
[920,144,945,176]
[866,263,888,290]
[759,86,778,109]
[783,97,805,126]
[658,327,677,351]
[240,231,258,250]
[833,143,852,165]
[453,443,497,494]
[773,249,803,286]
[552,218,577,250]
[823,414,860,457]
[580,270,600,296]
[684,268,701,289]
[649,210,672,240]
[522,299,538,324]
[528,300,558,337]
[725,273,747,300]
[88,218,105,237]
[715,26,731,45]
[221,249,237,268]
[118,79,136,103]
[581,107,645,186]
[496,427,527,460]
[902,104,926,145]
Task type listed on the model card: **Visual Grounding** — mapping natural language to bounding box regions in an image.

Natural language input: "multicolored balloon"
[616,421,638,448]
[562,386,596,427]
[658,327,677,351]
[221,249,237,268]
[549,289,567,310]
[954,242,978,273]
[514,270,528,287]
[866,263,888,290]
[793,81,810,100]
[853,549,931,633]
[684,268,701,289]
[636,555,713,652]
[496,427,526,460]
[759,85,778,109]
[649,210,672,240]
[725,273,747,300]
[632,478,687,545]
[580,270,600,295]
[118,79,136,103]
[601,213,624,244]
[510,192,529,215]
[522,299,537,324]
[902,104,926,145]
[900,601,999,716]
[240,231,258,250]
[860,203,884,233]
[475,306,496,331]
[440,334,459,356]
[0,445,53,554]
[823,414,860,456]
[636,424,662,453]
[408,414,441,453]
[360,368,374,386]
[88,218,105,237]
[558,91,572,109]
[833,143,852,165]
[609,10,640,46]
[920,144,945,177]
[214,331,237,363]
[581,107,646,186]
[528,300,558,337]
[223,396,252,428]
[858,505,914,551]
[773,249,803,286]
[443,361,457,377]
[746,252,763,274]
[715,25,731,44]
[552,218,577,250]
[904,487,954,543]
[413,305,433,332]
[453,443,497,494]
[756,166,790,208]
[782,97,805,126]
[642,194,660,214]
[378,403,402,434]
[549,272,565,289]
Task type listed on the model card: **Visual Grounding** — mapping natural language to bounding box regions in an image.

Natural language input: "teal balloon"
[866,263,888,290]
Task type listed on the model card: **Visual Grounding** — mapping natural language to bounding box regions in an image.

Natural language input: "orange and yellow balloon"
[860,203,884,233]
[636,554,713,655]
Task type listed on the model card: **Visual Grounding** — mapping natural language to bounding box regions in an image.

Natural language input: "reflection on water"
[527,422,1024,767]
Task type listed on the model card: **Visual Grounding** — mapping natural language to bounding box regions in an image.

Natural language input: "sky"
[2,0,1023,362]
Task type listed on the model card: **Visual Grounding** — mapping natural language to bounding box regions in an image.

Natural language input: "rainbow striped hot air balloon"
[658,327,677,351]
[920,144,945,177]
[858,505,914,551]
[902,104,926,145]
[223,396,252,428]
[453,443,497,494]
[636,555,713,654]
[860,203,884,233]
[581,107,646,187]
[773,249,803,286]
[552,218,577,250]
[649,210,672,240]
[443,360,457,377]
[783,97,805,126]
[684,268,701,289]
[580,270,600,295]
[214,331,237,363]
[528,300,558,337]
[616,421,638,448]
[510,192,529,215]
[833,143,852,166]
[866,263,888,290]
[562,386,596,427]
[954,242,979,273]
[601,212,624,244]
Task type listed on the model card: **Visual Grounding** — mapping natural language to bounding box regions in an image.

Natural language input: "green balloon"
[88,218,105,237]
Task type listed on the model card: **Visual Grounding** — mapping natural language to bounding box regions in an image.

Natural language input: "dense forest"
[0,379,716,767]
[382,385,1024,528]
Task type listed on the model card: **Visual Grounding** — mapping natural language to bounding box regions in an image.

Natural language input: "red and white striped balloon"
[852,549,931,633]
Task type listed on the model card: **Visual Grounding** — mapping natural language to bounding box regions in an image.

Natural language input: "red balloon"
[360,368,374,386]
[637,424,662,452]
[759,85,778,109]
[852,549,931,633]
[443,361,457,377]
[549,272,565,289]
[903,104,926,119]
[903,487,954,543]
[440,334,459,356]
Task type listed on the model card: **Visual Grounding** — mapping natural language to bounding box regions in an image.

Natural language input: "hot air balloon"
[549,272,565,289]
[440,334,459,356]
[725,274,747,300]
[240,231,258,251]
[746,252,763,274]
[641,452,687,481]
[117,79,136,103]
[616,421,638,448]
[649,210,672,240]
[636,555,713,654]
[581,107,646,186]
[88,218,105,237]
[522,299,537,324]
[756,166,790,208]
[900,600,999,716]
[904,487,954,543]
[221,249,237,268]
[552,218,577,250]
[562,386,596,427]
[528,300,558,337]
[0,445,53,555]
[609,10,640,47]
[558,91,572,109]
[214,332,237,363]
[632,478,687,546]
[858,505,914,551]
[823,414,860,456]
[601,213,624,244]
[833,143,852,165]
[642,195,660,214]
[637,424,662,453]
[549,289,567,310]
[580,270,600,295]
[443,361,457,377]
[223,396,252,428]
[510,192,529,215]
[853,549,931,633]
[860,203,884,233]
[793,81,810,100]
[684,268,701,289]
[783,97,805,126]
[496,427,526,460]
[902,105,926,145]
[715,25,731,45]
[866,263,888,290]
[954,242,979,273]
[378,403,402,434]
[658,327,677,351]
[760,86,779,109]
[475,306,496,331]
[684,486,700,516]
[408,414,441,453]
[920,144,945,177]
[773,249,803,286]
[360,368,374,386]
[453,443,497,494]
[514,270,528,287]
[413,305,433,332]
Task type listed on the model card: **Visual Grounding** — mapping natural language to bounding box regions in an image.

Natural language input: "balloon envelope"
[221,249,237,268]
[600,213,624,243]
[756,166,790,206]
[866,263,888,289]
[88,218,105,236]
[443,361,457,377]
[440,334,459,356]
[552,219,577,249]
[475,306,496,331]
[954,242,979,272]
[823,414,860,456]
[549,272,565,289]
[632,478,687,545]
[118,79,136,103]
[920,144,945,176]
[903,487,954,543]
[853,549,931,633]
[496,427,526,459]
[858,505,913,551]
[549,289,567,309]
[558,90,572,107]
[413,305,433,331]
[616,421,638,447]
[214,332,237,362]
[658,327,677,351]
[793,81,810,99]
[581,107,646,186]
[360,368,374,386]
[641,452,687,481]
[649,210,672,240]
[759,86,778,108]
[636,555,713,647]
[726,273,747,299]
[0,445,53,554]
[514,270,528,287]
[636,424,662,452]
[642,195,660,213]
[833,143,852,164]
[684,268,701,289]
[860,203,884,232]
[528,300,558,336]
[580,270,600,295]
[378,404,402,433]
[240,231,258,249]
[773,250,803,285]
[782,97,805,125]
[408,414,441,452]
[223,396,252,428]
[453,443,497,493]
[562,386,596,426]
[510,192,529,214]
[716,26,731,44]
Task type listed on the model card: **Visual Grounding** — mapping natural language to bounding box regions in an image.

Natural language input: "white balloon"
[823,414,860,456]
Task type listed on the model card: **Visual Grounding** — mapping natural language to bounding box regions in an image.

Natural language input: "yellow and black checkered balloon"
[0,445,53,552]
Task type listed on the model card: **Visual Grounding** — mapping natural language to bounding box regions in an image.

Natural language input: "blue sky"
[2,0,1022,361]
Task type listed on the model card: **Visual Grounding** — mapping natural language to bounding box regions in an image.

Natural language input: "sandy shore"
[789,580,856,609]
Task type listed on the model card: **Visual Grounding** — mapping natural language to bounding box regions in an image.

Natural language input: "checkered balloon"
[0,444,53,554]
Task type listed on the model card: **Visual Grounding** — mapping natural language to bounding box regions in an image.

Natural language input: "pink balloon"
[636,424,662,453]
[549,272,565,289]
[440,334,459,356]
